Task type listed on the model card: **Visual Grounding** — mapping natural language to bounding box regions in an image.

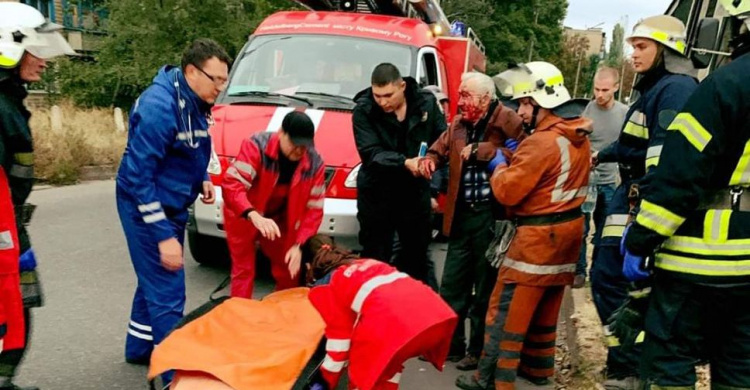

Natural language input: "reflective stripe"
[602,214,629,238]
[129,321,152,332]
[137,202,162,213]
[176,130,209,141]
[636,200,685,237]
[143,212,167,224]
[628,288,651,299]
[623,122,649,139]
[605,327,645,347]
[226,167,252,190]
[655,253,750,276]
[668,112,712,152]
[0,230,14,250]
[704,210,731,242]
[663,236,750,256]
[234,160,257,179]
[551,137,588,203]
[730,140,750,186]
[307,199,324,209]
[326,339,351,352]
[388,373,402,384]
[546,75,564,86]
[127,328,154,341]
[321,355,346,372]
[503,258,576,275]
[9,164,33,179]
[311,185,326,196]
[645,145,663,169]
[13,152,33,165]
[351,272,409,313]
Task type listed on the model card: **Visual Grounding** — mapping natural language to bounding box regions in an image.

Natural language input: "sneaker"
[572,274,586,289]
[455,374,492,390]
[455,354,479,371]
[603,377,641,390]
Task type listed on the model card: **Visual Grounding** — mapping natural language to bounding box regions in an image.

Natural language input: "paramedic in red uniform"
[305,235,458,390]
[223,111,326,298]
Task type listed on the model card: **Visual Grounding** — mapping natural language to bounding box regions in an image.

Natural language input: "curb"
[79,165,117,182]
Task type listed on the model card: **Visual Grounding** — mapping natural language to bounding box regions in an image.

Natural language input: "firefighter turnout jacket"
[625,48,750,284]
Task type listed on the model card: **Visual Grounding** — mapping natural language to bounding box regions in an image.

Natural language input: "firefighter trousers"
[0,279,26,378]
[590,244,641,379]
[475,282,564,390]
[224,214,299,299]
[117,189,188,383]
[641,273,750,388]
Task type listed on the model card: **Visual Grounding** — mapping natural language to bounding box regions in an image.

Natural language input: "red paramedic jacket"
[0,168,24,351]
[308,259,457,390]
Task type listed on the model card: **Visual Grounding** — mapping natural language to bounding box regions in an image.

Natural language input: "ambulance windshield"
[226,34,414,99]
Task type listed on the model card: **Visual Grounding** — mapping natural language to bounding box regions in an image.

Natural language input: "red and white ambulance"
[188,0,487,265]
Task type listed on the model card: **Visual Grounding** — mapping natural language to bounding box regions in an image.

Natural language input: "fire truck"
[187,0,487,265]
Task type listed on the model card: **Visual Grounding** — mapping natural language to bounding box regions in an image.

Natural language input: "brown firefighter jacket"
[490,114,592,286]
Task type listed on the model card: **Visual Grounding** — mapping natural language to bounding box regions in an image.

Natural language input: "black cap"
[281,111,315,147]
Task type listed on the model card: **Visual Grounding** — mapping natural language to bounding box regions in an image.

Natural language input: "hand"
[487,148,507,173]
[405,157,422,177]
[0,338,3,354]
[621,225,650,281]
[285,245,303,279]
[419,158,436,179]
[200,181,216,204]
[431,197,440,213]
[460,145,474,161]
[158,238,184,272]
[249,211,281,240]
[591,151,600,167]
[504,138,520,152]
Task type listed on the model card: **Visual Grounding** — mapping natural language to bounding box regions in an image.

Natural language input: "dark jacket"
[352,78,447,199]
[0,70,33,209]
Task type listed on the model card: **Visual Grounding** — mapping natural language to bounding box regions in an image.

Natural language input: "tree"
[607,23,625,66]
[58,0,295,107]
[550,33,591,97]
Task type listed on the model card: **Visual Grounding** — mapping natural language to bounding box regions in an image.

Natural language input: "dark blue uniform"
[591,65,697,380]
[115,66,211,380]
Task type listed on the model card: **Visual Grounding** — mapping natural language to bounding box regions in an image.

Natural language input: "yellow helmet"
[493,61,571,109]
[627,15,688,56]
[719,0,750,17]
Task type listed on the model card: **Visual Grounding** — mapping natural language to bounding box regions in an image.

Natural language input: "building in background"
[564,26,606,57]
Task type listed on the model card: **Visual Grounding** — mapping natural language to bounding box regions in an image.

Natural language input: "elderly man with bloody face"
[420,72,523,370]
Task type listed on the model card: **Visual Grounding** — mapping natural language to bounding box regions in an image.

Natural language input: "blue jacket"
[116,66,211,242]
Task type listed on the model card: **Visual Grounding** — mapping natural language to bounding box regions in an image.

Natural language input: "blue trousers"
[116,188,187,383]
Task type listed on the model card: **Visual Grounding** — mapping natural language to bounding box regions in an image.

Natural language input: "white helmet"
[627,15,688,56]
[719,0,750,18]
[493,61,571,109]
[0,3,75,68]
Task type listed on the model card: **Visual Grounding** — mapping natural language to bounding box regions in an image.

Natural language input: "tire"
[187,231,230,268]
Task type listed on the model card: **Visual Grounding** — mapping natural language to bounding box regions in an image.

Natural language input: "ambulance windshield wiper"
[295,92,354,102]
[228,91,313,106]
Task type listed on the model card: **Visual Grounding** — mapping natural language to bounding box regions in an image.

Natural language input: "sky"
[564,0,674,49]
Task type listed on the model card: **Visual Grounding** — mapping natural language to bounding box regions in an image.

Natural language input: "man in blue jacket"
[115,39,230,380]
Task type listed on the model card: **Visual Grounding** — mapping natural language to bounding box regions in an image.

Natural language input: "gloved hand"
[621,225,650,281]
[19,248,37,272]
[487,149,507,173]
[504,138,520,152]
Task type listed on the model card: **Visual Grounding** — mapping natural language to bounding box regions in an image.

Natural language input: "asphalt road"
[15,180,467,389]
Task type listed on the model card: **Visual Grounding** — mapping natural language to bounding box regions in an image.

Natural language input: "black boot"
[455,374,492,390]
[0,384,39,390]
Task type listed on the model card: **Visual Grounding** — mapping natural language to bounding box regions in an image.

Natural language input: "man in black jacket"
[352,63,446,283]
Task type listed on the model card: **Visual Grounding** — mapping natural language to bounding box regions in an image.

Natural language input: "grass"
[30,103,127,185]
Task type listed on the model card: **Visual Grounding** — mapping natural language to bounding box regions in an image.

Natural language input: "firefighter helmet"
[719,0,750,17]
[493,61,571,109]
[0,2,75,68]
[627,15,688,55]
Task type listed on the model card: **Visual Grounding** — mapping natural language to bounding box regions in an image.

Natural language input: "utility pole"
[573,49,584,97]
[528,8,539,61]
[619,15,629,102]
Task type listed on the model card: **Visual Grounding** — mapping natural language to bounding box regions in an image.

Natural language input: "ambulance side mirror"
[690,17,720,69]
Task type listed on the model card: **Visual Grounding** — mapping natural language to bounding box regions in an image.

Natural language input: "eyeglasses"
[458,91,487,102]
[194,65,228,87]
